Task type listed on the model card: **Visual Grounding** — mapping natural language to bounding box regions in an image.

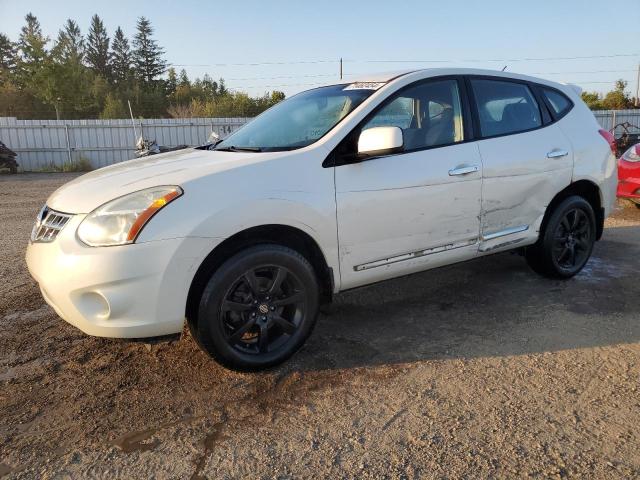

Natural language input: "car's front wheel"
[191,245,319,371]
[525,195,596,279]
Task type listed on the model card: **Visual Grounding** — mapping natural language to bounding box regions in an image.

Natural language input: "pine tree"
[202,73,218,98]
[86,14,110,78]
[218,78,228,96]
[179,69,189,87]
[16,13,49,87]
[0,33,17,73]
[111,26,131,85]
[54,19,84,63]
[132,16,166,84]
[166,67,177,95]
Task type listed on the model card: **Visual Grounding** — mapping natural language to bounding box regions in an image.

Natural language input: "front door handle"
[547,149,569,158]
[448,165,479,176]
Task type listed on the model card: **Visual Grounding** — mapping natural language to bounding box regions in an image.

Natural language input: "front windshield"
[214,84,376,152]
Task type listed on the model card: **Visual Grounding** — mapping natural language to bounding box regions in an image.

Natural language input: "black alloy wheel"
[220,265,306,355]
[552,208,593,271]
[525,195,596,279]
[192,245,319,371]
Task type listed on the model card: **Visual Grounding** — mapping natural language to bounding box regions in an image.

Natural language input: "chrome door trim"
[482,224,529,241]
[354,238,478,271]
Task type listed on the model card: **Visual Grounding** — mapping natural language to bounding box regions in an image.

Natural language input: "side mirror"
[357,126,404,157]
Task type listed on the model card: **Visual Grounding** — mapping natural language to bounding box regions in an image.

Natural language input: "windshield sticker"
[343,82,386,91]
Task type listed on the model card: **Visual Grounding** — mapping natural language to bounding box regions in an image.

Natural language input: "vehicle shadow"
[289,225,640,372]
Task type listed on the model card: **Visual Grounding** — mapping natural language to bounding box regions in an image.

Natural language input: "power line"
[576,81,629,84]
[170,60,337,67]
[169,53,640,69]
[358,53,640,64]
[220,69,638,84]
[228,81,329,90]
[529,69,638,75]
[226,73,337,81]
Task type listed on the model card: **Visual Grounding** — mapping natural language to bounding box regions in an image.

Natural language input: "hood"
[47,148,278,213]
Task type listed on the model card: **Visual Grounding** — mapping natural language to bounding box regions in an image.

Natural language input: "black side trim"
[531,84,553,125]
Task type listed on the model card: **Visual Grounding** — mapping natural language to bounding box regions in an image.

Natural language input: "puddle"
[577,256,627,283]
[0,357,49,382]
[111,414,206,453]
[112,428,162,453]
[0,367,18,382]
[190,417,228,480]
[0,463,14,477]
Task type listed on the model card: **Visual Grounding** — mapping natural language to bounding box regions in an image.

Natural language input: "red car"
[618,143,640,208]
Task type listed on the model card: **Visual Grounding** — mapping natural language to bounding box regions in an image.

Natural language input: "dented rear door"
[477,124,573,252]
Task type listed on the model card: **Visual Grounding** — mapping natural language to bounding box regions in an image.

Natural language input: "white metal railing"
[0,117,249,171]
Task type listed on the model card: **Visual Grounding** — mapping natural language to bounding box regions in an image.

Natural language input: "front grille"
[30,206,73,243]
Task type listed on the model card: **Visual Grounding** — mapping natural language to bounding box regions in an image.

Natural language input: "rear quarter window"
[542,88,572,117]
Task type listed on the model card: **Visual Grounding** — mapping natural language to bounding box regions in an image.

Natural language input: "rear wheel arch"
[185,224,333,328]
[540,180,604,241]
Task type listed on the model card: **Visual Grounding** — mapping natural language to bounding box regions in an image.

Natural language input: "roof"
[323,68,577,94]
[342,70,416,83]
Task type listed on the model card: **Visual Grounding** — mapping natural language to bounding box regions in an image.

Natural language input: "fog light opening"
[78,291,111,320]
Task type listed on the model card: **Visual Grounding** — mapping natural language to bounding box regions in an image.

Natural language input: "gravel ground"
[1,173,639,479]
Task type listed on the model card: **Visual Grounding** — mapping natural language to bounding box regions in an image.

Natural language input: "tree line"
[0,13,285,120]
[581,80,638,111]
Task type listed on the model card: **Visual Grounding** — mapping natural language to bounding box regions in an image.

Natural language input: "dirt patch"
[1,173,639,478]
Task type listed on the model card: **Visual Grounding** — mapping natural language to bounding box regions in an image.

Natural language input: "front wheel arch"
[185,224,333,332]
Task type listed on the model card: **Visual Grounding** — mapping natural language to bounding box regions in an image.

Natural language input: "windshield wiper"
[214,145,263,152]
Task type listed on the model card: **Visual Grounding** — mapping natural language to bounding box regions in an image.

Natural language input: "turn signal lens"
[77,186,182,247]
[598,129,617,157]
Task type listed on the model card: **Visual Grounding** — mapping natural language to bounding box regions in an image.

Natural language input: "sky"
[1,0,639,98]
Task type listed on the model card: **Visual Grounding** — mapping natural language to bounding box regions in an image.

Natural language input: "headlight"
[622,144,640,162]
[77,186,182,246]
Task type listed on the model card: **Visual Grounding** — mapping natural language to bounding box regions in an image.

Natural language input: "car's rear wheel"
[525,196,596,279]
[191,245,319,371]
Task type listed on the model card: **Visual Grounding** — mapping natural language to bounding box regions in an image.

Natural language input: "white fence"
[592,109,640,132]
[2,109,639,172]
[0,117,249,171]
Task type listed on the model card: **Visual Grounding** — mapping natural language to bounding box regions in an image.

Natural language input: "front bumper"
[26,215,217,338]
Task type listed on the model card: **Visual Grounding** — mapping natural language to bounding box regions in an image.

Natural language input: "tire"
[525,196,596,279]
[191,245,319,371]
[635,202,640,210]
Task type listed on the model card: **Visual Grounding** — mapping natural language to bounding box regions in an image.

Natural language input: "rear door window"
[470,79,542,137]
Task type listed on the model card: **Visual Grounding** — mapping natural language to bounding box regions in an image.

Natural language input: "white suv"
[26,68,617,370]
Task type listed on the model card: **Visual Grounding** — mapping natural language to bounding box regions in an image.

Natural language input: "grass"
[36,157,93,173]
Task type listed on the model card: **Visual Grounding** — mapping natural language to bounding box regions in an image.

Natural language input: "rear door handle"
[547,149,569,158]
[448,165,479,176]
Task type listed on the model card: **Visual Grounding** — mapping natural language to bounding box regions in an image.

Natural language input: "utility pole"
[636,62,640,107]
[339,57,343,80]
